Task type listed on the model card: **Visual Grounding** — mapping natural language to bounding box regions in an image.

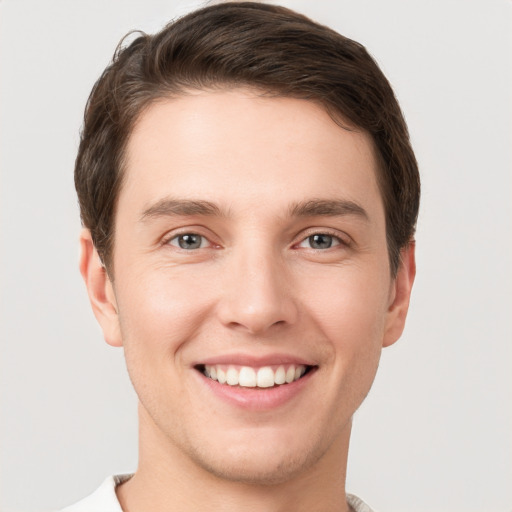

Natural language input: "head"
[75,1,419,278]
[77,1,419,489]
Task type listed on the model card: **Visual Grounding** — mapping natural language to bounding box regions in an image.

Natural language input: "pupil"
[179,234,201,249]
[310,234,332,249]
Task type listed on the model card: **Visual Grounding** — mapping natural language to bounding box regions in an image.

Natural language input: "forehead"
[121,88,383,222]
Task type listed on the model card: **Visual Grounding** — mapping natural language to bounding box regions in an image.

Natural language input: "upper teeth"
[204,364,307,388]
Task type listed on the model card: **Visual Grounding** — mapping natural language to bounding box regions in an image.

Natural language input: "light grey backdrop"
[1,1,511,511]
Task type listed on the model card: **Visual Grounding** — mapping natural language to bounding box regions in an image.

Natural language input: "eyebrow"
[288,199,369,221]
[139,197,368,222]
[140,199,226,221]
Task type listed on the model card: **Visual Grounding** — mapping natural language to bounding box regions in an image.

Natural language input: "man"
[63,2,419,511]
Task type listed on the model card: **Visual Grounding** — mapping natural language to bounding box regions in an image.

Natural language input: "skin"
[80,88,415,512]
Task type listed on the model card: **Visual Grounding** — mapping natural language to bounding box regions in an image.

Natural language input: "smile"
[199,364,311,388]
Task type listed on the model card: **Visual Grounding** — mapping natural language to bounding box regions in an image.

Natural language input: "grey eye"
[309,234,334,249]
[298,233,341,250]
[170,233,205,250]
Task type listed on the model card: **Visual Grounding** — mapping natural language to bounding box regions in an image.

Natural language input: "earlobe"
[382,242,416,348]
[79,229,123,347]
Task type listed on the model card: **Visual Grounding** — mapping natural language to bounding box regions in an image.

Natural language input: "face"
[82,88,414,485]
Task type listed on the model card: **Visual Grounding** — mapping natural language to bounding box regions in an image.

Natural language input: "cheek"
[115,268,218,417]
[301,263,390,339]
[298,263,390,390]
[115,266,217,358]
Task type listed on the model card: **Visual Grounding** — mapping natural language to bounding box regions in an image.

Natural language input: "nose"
[217,243,298,335]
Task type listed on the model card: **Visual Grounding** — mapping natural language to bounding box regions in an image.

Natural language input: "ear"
[382,242,416,348]
[79,229,122,347]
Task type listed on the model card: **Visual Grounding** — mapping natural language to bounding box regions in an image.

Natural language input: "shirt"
[59,474,377,512]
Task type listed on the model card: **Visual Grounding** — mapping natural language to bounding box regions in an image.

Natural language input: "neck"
[117,404,353,512]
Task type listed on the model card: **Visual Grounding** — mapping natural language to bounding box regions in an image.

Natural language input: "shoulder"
[58,474,132,512]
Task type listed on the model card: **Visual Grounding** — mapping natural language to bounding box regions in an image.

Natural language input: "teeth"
[226,367,239,386]
[203,364,308,388]
[256,367,275,388]
[239,366,256,387]
[217,367,226,384]
[274,366,286,385]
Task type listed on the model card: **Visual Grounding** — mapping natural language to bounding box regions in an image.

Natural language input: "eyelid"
[293,228,352,249]
[159,226,351,250]
[160,226,220,249]
[168,233,209,249]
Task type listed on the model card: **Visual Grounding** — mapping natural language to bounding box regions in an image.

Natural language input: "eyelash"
[295,231,348,250]
[163,231,216,250]
[163,229,350,251]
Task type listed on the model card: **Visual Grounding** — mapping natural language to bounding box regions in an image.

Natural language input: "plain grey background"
[1,1,511,511]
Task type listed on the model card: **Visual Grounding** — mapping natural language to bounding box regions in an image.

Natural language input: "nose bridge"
[218,236,297,334]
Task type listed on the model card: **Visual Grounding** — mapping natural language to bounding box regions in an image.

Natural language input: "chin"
[184,427,331,486]
[191,448,317,486]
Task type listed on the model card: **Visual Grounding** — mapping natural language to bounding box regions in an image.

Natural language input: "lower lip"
[196,369,316,411]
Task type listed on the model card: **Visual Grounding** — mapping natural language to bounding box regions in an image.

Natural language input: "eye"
[298,233,342,250]
[168,233,208,250]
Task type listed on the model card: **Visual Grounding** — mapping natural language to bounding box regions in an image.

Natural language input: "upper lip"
[193,353,316,367]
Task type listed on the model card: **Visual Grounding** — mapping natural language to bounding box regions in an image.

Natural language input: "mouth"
[195,363,316,389]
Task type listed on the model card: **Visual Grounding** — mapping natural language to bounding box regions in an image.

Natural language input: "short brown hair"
[75,1,420,275]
